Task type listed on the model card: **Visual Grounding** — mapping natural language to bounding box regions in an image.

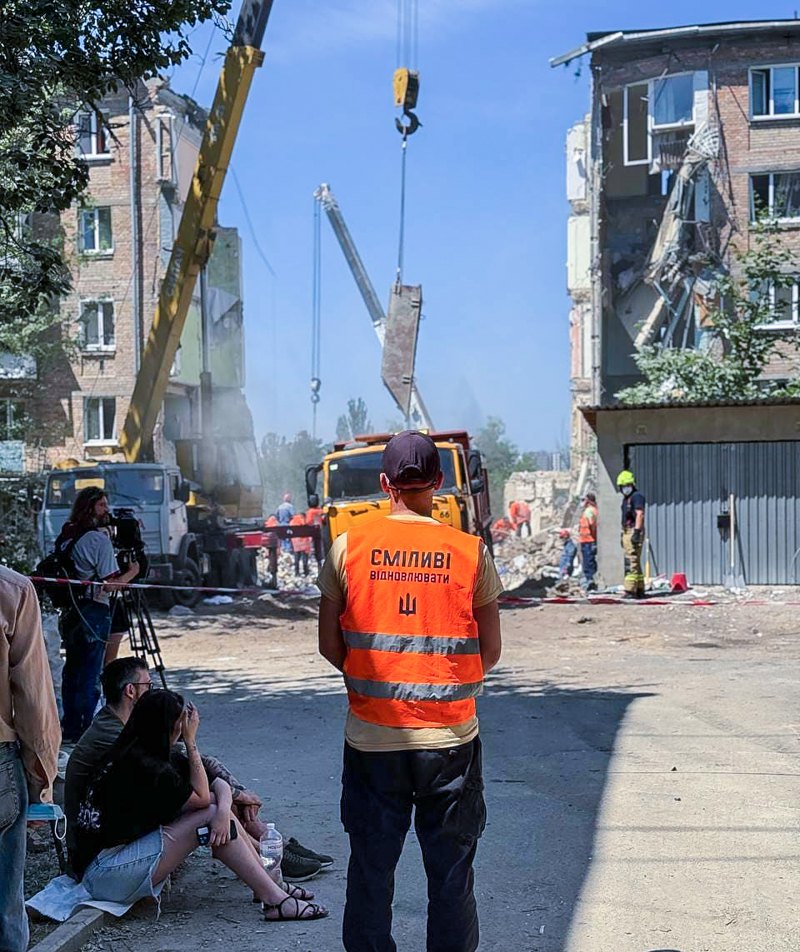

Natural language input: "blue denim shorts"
[82,828,165,905]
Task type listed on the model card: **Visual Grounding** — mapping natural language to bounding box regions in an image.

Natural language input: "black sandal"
[263,897,328,921]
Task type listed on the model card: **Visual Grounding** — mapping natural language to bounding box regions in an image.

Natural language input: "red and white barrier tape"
[27,575,309,599]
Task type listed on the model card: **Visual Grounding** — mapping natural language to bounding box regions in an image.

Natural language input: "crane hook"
[393,68,421,137]
[395,111,421,137]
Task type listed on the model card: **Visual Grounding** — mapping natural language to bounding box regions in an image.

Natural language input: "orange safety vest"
[340,518,484,729]
[306,507,324,526]
[578,502,598,544]
[289,514,312,553]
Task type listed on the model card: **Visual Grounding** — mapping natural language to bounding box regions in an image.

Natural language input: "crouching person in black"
[59,487,139,743]
[73,690,328,922]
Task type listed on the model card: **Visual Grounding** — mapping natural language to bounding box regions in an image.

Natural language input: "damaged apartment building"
[558,20,800,466]
[0,78,257,477]
[556,21,800,586]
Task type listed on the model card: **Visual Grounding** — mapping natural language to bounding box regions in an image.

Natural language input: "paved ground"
[70,596,799,952]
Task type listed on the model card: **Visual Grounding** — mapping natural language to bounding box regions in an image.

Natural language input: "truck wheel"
[174,557,201,608]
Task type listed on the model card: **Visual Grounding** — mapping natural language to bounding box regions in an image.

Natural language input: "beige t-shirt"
[317,514,503,752]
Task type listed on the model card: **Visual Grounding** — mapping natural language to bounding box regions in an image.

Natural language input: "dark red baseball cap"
[382,431,441,488]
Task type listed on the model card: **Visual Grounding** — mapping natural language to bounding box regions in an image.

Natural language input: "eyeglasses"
[132,682,152,691]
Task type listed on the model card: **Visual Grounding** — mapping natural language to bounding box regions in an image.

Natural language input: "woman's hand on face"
[209,808,231,847]
[182,703,200,743]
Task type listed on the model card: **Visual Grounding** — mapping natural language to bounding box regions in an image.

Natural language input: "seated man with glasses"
[64,658,331,882]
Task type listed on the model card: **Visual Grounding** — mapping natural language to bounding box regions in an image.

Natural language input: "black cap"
[382,431,440,488]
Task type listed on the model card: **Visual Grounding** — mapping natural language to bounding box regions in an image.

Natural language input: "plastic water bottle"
[259,823,283,879]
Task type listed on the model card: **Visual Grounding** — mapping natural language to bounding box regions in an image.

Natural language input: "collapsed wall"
[503,470,573,534]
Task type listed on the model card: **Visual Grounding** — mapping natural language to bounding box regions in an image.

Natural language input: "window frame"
[78,207,114,255]
[623,72,696,167]
[75,110,110,159]
[0,398,25,441]
[84,396,116,445]
[649,72,696,131]
[750,171,800,222]
[760,280,800,330]
[750,64,800,120]
[78,298,116,353]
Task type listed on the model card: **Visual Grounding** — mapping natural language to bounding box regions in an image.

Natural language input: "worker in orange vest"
[318,430,502,952]
[508,499,531,538]
[305,504,324,565]
[289,512,312,577]
[578,492,598,591]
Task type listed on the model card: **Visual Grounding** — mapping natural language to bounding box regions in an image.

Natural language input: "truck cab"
[306,431,492,554]
[39,462,199,591]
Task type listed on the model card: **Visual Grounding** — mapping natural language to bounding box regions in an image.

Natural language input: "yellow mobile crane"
[121,0,273,466]
[41,2,276,603]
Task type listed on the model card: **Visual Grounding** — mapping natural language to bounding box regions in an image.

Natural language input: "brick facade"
[563,22,800,430]
[15,80,206,472]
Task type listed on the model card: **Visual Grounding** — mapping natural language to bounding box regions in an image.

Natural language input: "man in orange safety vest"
[318,430,503,952]
[578,492,598,591]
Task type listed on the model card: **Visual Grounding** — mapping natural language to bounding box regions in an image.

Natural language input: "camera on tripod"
[109,508,148,581]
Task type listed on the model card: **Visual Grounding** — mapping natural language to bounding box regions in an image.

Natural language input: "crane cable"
[310,197,322,437]
[394,0,420,285]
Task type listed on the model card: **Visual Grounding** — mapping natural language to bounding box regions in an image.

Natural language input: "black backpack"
[34,529,93,610]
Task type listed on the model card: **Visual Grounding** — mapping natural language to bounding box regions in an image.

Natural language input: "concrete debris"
[168,604,195,617]
[493,528,581,597]
[503,470,573,535]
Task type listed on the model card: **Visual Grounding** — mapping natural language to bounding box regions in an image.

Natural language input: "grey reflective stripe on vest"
[343,629,480,656]
[344,676,483,702]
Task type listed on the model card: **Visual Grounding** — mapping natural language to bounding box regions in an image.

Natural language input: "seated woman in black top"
[75,689,327,921]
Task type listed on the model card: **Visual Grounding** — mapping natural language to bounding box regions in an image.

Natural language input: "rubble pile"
[492,528,577,596]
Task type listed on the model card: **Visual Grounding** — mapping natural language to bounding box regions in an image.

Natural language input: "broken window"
[624,83,649,165]
[623,73,698,166]
[751,65,800,118]
[652,74,694,128]
[751,172,800,220]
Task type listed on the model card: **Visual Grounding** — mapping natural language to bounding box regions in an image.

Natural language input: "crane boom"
[120,0,274,462]
[313,183,433,429]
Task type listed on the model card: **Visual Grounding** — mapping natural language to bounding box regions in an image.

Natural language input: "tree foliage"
[336,397,372,442]
[617,219,800,404]
[0,0,230,336]
[474,416,519,510]
[259,430,327,516]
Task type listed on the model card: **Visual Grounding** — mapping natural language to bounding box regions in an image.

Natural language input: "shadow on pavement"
[151,663,653,952]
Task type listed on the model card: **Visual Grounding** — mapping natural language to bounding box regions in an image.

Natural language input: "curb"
[29,909,106,952]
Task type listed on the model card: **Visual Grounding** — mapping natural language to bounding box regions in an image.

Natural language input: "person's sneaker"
[286,837,334,869]
[282,847,321,882]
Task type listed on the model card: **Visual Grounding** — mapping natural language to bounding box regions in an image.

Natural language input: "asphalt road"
[78,598,800,952]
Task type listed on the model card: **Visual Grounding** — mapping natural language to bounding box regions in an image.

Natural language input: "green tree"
[0,0,230,337]
[474,416,519,511]
[617,218,799,404]
[259,430,327,515]
[336,398,372,442]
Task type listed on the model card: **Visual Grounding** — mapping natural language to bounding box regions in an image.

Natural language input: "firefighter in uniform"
[617,470,646,597]
[318,430,503,952]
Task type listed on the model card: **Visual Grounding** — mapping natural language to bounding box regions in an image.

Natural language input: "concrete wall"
[591,403,800,585]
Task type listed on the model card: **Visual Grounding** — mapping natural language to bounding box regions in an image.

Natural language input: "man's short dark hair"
[101,656,148,705]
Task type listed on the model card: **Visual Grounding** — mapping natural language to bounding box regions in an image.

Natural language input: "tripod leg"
[136,592,168,688]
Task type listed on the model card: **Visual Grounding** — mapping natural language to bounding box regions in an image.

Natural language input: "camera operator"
[60,487,139,743]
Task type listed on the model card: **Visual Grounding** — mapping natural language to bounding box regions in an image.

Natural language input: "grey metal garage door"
[629,442,800,585]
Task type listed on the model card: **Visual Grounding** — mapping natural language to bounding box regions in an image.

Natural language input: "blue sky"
[169,0,794,452]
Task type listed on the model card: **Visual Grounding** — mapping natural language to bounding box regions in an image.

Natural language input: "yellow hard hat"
[616,470,635,487]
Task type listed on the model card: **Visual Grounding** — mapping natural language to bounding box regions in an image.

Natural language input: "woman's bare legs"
[152,805,321,913]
